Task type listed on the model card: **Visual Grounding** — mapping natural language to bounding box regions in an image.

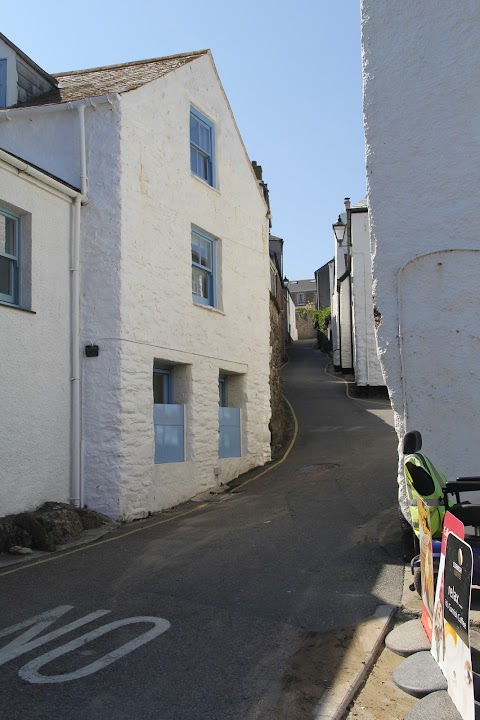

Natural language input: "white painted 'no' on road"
[0,605,171,684]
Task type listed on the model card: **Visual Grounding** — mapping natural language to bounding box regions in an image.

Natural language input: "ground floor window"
[153,363,185,464]
[218,374,241,458]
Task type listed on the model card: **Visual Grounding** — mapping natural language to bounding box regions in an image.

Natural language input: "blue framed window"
[190,106,215,187]
[192,227,215,307]
[0,60,6,108]
[153,364,185,464]
[219,376,227,407]
[0,209,19,305]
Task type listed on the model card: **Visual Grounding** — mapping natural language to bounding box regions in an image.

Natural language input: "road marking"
[19,616,170,684]
[0,605,110,666]
[0,606,170,683]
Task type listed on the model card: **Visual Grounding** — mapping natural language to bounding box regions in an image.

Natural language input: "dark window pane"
[0,255,12,297]
[190,114,200,146]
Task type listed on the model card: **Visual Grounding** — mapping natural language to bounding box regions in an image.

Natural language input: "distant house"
[288,279,317,307]
[314,260,333,311]
[0,34,272,521]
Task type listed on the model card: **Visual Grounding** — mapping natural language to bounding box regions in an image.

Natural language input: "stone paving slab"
[385,618,431,657]
[404,690,463,720]
[393,651,447,698]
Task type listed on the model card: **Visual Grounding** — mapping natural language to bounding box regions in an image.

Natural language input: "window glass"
[192,228,215,306]
[153,366,172,404]
[190,107,215,187]
[0,210,18,304]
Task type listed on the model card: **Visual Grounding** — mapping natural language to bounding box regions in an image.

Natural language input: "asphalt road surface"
[0,341,404,720]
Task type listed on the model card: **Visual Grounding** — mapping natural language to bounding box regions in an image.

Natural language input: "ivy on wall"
[295,306,331,331]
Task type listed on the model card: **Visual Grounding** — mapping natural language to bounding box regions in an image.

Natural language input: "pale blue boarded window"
[154,404,185,464]
[0,209,19,305]
[153,365,185,464]
[0,60,6,108]
[192,227,215,306]
[219,407,241,458]
[190,106,215,186]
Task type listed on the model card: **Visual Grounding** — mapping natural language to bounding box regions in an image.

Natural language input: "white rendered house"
[0,36,272,520]
[349,199,384,388]
[362,1,480,514]
[331,208,352,372]
[0,148,81,517]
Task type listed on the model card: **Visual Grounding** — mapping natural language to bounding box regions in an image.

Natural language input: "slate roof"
[17,50,209,108]
[288,279,317,293]
[351,197,367,210]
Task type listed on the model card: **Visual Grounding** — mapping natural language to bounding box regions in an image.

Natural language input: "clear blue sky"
[3,0,366,280]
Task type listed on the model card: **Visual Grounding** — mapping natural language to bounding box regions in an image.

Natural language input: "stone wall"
[269,296,287,453]
[295,311,317,340]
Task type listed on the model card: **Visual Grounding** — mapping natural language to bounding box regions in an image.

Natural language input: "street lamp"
[332,215,346,244]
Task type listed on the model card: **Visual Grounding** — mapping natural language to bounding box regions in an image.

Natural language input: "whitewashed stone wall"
[0,53,271,521]
[350,210,384,386]
[0,159,72,516]
[113,55,271,519]
[362,0,480,513]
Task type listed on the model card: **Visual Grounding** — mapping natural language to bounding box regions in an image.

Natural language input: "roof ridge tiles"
[53,49,209,78]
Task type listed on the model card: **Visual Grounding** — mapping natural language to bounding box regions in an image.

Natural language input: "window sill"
[0,300,35,314]
[193,301,225,316]
[191,173,221,194]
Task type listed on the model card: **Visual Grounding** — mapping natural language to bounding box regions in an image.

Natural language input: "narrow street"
[0,341,403,720]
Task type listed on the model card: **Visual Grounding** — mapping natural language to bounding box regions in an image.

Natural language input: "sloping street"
[0,341,403,719]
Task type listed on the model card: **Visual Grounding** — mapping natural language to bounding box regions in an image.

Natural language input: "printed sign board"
[443,532,474,720]
[431,511,465,669]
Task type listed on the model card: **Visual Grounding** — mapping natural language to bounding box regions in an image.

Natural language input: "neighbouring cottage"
[0,33,272,521]
[0,148,80,517]
[361,1,480,514]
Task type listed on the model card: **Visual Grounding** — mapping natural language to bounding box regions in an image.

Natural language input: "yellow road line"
[324,361,391,406]
[232,396,298,491]
[0,398,299,579]
[0,503,208,579]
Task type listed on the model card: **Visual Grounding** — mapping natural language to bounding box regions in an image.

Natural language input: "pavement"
[0,340,405,720]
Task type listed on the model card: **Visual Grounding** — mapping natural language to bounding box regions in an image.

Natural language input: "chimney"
[344,197,351,210]
[251,161,263,182]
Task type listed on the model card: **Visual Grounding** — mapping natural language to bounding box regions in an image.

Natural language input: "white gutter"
[1,93,119,508]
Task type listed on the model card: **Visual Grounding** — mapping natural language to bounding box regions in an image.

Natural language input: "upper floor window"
[297,292,306,306]
[190,106,215,187]
[192,227,216,307]
[0,60,6,108]
[0,209,19,305]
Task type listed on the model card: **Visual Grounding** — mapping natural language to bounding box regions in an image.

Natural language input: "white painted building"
[0,37,271,520]
[362,1,480,514]
[331,209,352,372]
[349,199,384,387]
[0,148,80,516]
[330,199,384,386]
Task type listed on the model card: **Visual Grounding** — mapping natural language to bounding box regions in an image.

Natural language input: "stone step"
[385,618,430,657]
[393,651,447,698]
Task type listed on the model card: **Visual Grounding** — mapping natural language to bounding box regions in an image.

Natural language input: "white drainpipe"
[1,93,119,508]
[70,104,87,508]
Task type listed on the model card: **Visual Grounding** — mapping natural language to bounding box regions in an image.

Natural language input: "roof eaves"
[0,32,57,86]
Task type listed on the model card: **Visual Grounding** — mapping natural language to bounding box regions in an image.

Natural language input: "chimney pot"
[344,197,351,210]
